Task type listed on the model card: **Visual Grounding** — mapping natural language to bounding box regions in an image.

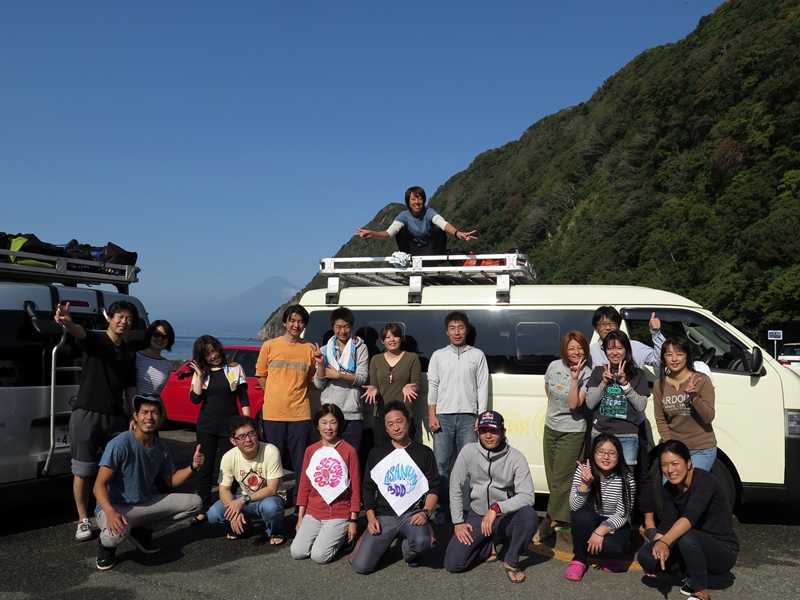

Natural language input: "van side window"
[622,308,753,373]
[306,309,595,375]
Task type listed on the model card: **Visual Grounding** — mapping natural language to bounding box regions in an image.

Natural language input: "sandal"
[189,515,207,527]
[269,534,285,546]
[532,529,554,543]
[564,560,587,581]
[485,544,498,562]
[504,564,525,583]
[603,558,622,573]
[226,533,240,541]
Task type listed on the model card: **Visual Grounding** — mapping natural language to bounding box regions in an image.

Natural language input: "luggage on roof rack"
[319,252,536,305]
[0,247,140,293]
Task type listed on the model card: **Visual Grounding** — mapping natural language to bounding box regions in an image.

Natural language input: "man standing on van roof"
[427,310,489,525]
[94,394,204,570]
[255,304,316,507]
[444,411,537,583]
[55,300,139,541]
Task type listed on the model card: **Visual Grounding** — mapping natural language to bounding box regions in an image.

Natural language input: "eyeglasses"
[233,431,258,442]
[596,321,618,329]
[151,332,168,340]
[595,449,618,458]
[388,366,395,384]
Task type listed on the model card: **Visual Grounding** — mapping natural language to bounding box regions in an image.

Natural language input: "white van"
[0,247,148,491]
[300,254,800,507]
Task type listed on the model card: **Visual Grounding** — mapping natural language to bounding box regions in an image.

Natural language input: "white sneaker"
[75,518,93,541]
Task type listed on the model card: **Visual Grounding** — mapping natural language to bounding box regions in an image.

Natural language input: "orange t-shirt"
[255,337,315,422]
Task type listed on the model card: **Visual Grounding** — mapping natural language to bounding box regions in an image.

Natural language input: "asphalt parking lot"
[1,431,799,600]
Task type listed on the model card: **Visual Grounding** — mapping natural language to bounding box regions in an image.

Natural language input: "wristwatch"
[423,509,434,521]
[490,502,501,514]
[241,493,251,504]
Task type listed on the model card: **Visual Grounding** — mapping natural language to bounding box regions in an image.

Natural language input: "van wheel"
[650,459,664,517]
[711,459,737,509]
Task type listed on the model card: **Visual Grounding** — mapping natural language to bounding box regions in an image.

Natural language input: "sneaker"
[127,526,161,554]
[680,578,695,596]
[75,518,93,541]
[96,541,117,570]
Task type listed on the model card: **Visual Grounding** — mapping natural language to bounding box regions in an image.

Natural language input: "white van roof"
[306,253,702,310]
[302,284,702,310]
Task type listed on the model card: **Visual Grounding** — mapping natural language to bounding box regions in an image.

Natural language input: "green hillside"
[263,0,800,343]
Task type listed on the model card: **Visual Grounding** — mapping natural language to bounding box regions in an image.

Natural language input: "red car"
[161,346,264,425]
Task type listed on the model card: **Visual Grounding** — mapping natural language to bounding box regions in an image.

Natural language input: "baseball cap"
[132,394,163,414]
[477,410,504,431]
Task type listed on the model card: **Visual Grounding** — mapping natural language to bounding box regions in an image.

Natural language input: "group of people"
[52,185,739,596]
[540,307,737,599]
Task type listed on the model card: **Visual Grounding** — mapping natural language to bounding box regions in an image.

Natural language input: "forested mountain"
[262,0,800,343]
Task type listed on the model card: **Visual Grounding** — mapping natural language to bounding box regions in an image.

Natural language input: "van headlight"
[788,410,800,438]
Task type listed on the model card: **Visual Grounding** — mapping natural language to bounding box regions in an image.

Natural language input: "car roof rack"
[319,252,536,305]
[0,248,140,294]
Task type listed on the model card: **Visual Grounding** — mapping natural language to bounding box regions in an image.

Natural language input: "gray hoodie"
[449,439,535,524]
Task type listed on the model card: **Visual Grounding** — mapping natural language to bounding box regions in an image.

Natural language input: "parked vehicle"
[778,343,800,376]
[299,253,800,508]
[160,345,264,425]
[0,245,146,489]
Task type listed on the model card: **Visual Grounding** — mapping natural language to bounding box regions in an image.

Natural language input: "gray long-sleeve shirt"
[427,344,489,415]
[449,440,535,524]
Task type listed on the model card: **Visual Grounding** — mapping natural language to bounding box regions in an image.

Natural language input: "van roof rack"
[0,248,140,294]
[319,252,536,305]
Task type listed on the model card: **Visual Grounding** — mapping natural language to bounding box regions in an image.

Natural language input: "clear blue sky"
[1,0,720,317]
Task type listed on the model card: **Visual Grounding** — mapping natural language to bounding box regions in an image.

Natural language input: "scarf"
[325,336,357,375]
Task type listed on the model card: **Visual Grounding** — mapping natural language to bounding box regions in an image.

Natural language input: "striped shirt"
[135,352,172,396]
[569,467,635,532]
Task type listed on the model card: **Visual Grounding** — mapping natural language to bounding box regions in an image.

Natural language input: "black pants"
[635,420,657,514]
[395,225,447,256]
[637,529,738,591]
[195,431,234,513]
[571,503,631,563]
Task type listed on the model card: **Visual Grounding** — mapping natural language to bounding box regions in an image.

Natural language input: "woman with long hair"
[585,330,650,467]
[535,331,592,542]
[361,323,421,447]
[637,441,739,600]
[291,403,361,564]
[188,335,250,524]
[654,336,717,471]
[564,433,635,580]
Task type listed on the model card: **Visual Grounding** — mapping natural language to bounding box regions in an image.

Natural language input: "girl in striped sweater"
[565,433,636,581]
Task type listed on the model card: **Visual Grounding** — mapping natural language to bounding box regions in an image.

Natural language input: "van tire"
[711,459,737,510]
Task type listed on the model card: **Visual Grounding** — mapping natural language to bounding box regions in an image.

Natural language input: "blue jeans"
[207,494,285,536]
[433,413,477,511]
[689,447,717,472]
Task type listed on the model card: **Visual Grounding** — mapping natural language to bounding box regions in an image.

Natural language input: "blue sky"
[1,0,721,317]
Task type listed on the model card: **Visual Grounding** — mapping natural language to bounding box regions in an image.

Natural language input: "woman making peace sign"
[564,434,636,581]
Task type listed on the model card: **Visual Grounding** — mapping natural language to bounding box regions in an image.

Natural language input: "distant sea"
[167,335,262,361]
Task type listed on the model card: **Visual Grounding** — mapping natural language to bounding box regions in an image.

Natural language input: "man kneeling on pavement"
[94,394,204,570]
[444,410,538,583]
[206,416,285,544]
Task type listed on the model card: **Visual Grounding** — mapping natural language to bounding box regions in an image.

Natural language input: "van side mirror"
[749,346,764,375]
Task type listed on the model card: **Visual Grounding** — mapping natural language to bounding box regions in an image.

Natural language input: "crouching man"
[206,416,285,544]
[350,401,439,573]
[444,411,538,583]
[94,395,204,570]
